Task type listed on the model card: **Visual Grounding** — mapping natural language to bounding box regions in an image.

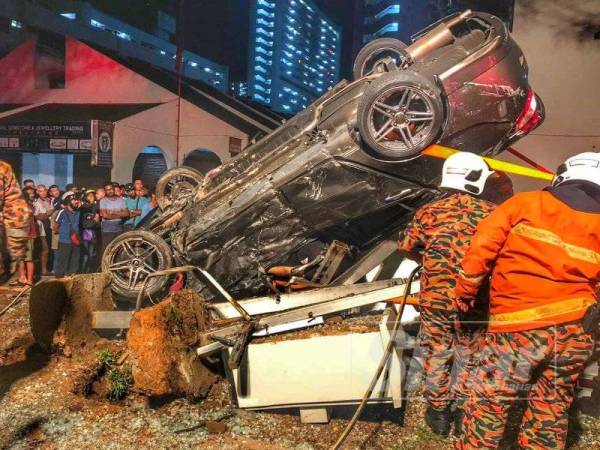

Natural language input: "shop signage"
[91,120,114,168]
[0,120,115,168]
[0,121,92,152]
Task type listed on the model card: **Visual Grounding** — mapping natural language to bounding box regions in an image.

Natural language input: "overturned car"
[102,11,545,300]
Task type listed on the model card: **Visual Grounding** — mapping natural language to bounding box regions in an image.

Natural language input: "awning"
[0,103,159,123]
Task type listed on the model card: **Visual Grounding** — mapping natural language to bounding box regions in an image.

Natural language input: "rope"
[0,284,33,317]
[331,265,421,449]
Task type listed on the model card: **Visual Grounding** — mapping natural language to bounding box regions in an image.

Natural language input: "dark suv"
[102,11,545,299]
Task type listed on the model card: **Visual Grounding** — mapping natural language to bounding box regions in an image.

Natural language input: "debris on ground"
[2,291,600,449]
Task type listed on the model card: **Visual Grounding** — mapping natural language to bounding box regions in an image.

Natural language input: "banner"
[91,120,114,168]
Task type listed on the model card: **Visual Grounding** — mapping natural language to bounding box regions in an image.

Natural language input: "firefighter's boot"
[425,406,451,436]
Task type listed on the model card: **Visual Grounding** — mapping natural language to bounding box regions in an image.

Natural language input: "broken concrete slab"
[300,407,331,424]
[228,312,403,410]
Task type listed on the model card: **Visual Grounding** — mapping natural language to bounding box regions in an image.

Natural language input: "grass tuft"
[96,349,133,401]
[96,349,117,369]
[107,365,133,401]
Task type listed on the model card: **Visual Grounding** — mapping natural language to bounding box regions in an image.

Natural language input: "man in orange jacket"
[455,152,600,449]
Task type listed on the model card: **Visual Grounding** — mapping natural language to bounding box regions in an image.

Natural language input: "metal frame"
[198,278,414,356]
[92,276,420,330]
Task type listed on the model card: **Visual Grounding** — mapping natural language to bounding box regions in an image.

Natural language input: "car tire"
[353,38,409,80]
[357,70,444,161]
[155,166,204,210]
[102,230,173,299]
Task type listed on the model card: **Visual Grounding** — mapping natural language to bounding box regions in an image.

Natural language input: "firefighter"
[399,152,497,436]
[0,160,31,284]
[455,152,600,449]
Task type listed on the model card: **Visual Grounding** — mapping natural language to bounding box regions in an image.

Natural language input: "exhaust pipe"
[406,10,472,62]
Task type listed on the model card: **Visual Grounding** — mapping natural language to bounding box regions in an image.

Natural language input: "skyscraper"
[247,0,342,114]
[361,1,514,46]
[362,1,431,44]
[362,2,401,42]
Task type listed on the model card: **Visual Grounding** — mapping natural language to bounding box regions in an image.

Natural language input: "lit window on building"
[257,27,274,37]
[90,19,105,29]
[258,18,275,27]
[257,47,273,56]
[257,0,275,8]
[115,31,132,40]
[374,22,399,37]
[257,7,275,18]
[256,37,273,46]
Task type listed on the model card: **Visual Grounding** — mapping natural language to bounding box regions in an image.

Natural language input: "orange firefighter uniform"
[0,161,31,274]
[456,190,600,449]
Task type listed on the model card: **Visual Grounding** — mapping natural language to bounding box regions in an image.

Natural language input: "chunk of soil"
[127,290,220,397]
[28,273,114,354]
[0,333,34,366]
[65,341,128,399]
[67,358,103,396]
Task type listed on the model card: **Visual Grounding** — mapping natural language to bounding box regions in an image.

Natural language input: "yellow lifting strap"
[489,297,596,325]
[422,145,555,182]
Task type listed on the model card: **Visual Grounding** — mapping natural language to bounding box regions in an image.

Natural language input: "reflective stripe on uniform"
[458,270,486,284]
[489,297,596,325]
[511,223,600,265]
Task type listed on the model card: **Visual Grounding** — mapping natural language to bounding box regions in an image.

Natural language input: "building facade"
[247,0,342,114]
[0,36,279,189]
[0,0,229,92]
[361,1,514,46]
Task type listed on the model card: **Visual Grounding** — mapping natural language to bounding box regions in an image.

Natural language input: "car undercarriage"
[101,10,545,301]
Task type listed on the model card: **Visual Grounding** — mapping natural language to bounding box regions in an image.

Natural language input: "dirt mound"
[29,273,114,355]
[127,290,220,397]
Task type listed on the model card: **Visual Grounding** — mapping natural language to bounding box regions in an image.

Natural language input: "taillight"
[515,90,541,134]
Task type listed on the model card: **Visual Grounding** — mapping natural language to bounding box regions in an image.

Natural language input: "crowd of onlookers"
[7,178,158,288]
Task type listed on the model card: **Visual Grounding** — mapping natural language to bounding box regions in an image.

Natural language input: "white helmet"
[440,152,494,195]
[552,152,600,187]
[61,191,75,200]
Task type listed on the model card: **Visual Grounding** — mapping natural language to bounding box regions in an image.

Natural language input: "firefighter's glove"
[583,303,600,335]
